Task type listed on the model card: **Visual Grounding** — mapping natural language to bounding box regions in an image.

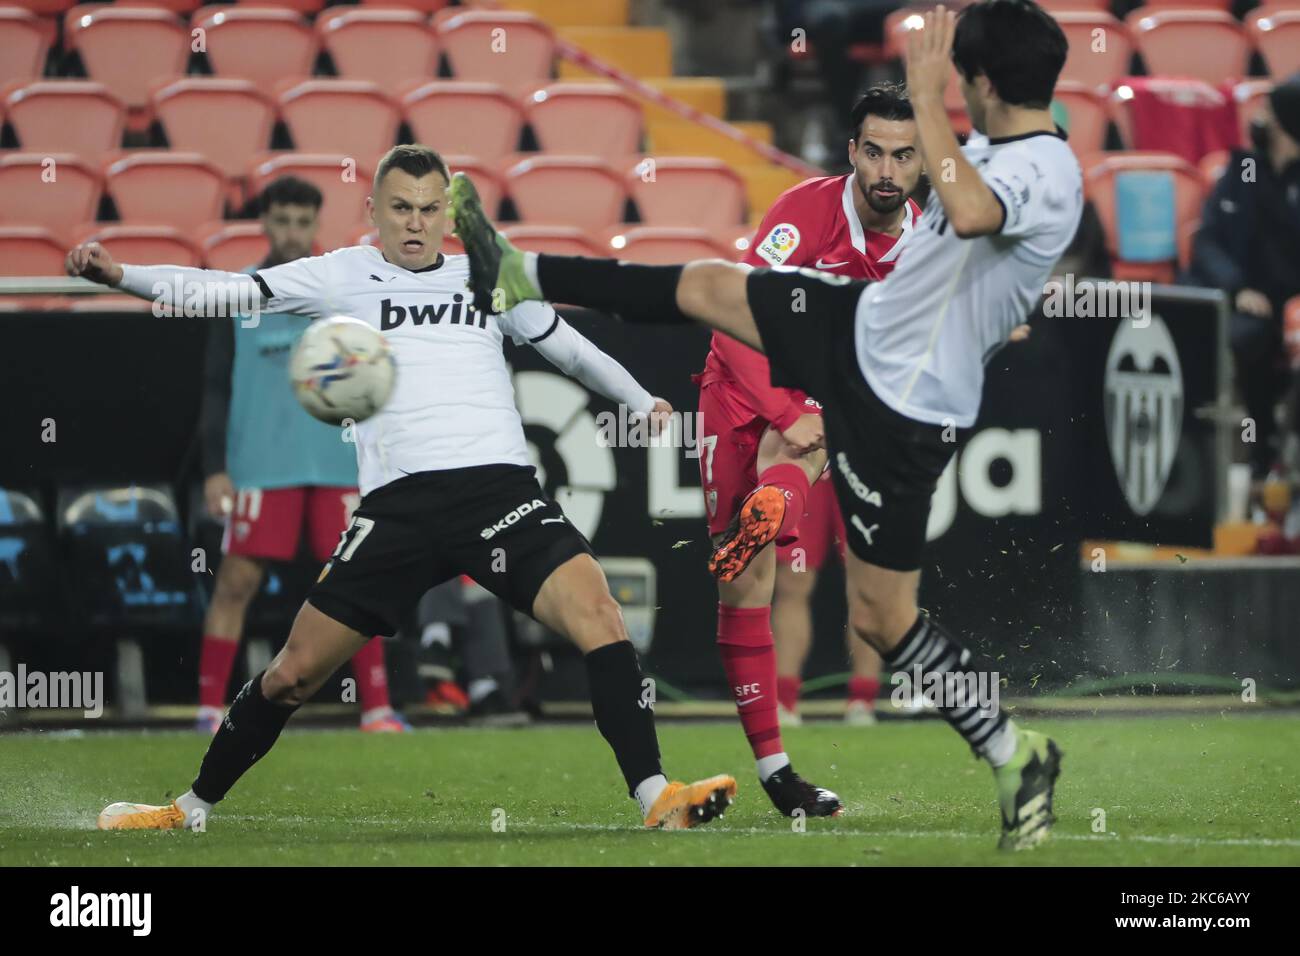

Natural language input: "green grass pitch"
[2,713,1297,866]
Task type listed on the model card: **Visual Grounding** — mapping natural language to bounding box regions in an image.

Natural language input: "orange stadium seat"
[1248,10,1300,79]
[0,153,102,243]
[1083,152,1206,282]
[0,7,52,87]
[4,81,125,162]
[194,7,319,87]
[1052,13,1135,89]
[606,226,730,265]
[0,226,67,276]
[278,80,401,160]
[151,79,276,182]
[249,153,373,251]
[359,0,451,11]
[500,224,602,256]
[318,8,438,88]
[105,152,226,231]
[1053,81,1113,154]
[200,222,269,271]
[233,0,325,12]
[443,155,504,217]
[627,157,746,229]
[1126,10,1251,85]
[526,83,642,160]
[436,11,555,95]
[1233,79,1272,143]
[504,156,626,230]
[64,6,189,111]
[715,225,754,262]
[78,224,202,267]
[402,82,525,158]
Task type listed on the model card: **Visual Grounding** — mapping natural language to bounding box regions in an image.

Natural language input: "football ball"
[290,316,396,425]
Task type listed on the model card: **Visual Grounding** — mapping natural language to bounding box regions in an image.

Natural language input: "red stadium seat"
[65,6,189,111]
[1083,152,1206,283]
[402,82,526,159]
[278,80,401,160]
[1248,10,1300,80]
[105,152,226,231]
[359,0,450,11]
[1053,81,1113,155]
[1233,79,1272,143]
[194,7,318,87]
[1034,0,1113,10]
[0,7,52,87]
[318,8,438,88]
[605,226,730,265]
[436,11,555,95]
[249,153,373,251]
[500,224,602,256]
[151,79,276,181]
[1141,0,1233,8]
[626,157,746,229]
[504,156,626,230]
[0,153,102,243]
[4,81,125,162]
[0,226,67,276]
[1178,216,1199,271]
[715,225,754,262]
[16,1,77,13]
[233,0,325,12]
[200,221,269,271]
[443,155,504,217]
[526,83,642,160]
[1126,10,1250,85]
[1052,13,1135,90]
[78,224,202,267]
[127,0,205,12]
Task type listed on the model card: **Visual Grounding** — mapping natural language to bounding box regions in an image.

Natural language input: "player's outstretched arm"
[905,6,1005,238]
[66,240,271,314]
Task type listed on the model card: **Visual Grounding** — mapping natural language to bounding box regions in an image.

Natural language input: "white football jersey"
[256,246,564,496]
[854,130,1083,427]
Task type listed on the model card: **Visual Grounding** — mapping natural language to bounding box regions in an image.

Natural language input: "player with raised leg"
[451,0,1074,849]
[70,145,736,832]
[694,84,921,813]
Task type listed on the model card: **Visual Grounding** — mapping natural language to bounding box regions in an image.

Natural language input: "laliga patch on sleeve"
[756,223,801,265]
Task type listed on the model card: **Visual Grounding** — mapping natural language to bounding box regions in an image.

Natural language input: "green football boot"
[993,727,1062,851]
[447,171,539,314]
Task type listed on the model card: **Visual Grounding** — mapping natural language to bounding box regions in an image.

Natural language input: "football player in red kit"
[695,84,923,815]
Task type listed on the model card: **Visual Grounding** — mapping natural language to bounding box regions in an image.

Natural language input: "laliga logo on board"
[1103,315,1184,516]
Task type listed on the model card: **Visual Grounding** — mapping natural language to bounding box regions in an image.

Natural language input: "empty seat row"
[884,7,1300,87]
[0,151,750,248]
[0,221,750,287]
[1,6,556,103]
[1,78,646,170]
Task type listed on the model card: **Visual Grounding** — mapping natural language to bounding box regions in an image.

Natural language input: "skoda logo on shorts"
[512,370,615,539]
[1103,315,1184,516]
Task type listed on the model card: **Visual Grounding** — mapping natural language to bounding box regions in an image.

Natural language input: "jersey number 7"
[331,516,375,562]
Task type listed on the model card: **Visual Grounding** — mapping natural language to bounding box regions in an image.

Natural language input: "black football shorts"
[308,464,594,637]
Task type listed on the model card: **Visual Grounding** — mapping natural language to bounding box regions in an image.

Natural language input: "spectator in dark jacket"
[1185,72,1300,478]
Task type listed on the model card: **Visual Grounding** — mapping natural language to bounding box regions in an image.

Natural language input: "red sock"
[717,604,783,759]
[777,675,802,712]
[847,676,880,705]
[352,637,391,712]
[198,634,240,710]
[757,462,810,543]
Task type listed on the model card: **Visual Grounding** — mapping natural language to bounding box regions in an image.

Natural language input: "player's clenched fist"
[780,413,825,456]
[65,241,123,286]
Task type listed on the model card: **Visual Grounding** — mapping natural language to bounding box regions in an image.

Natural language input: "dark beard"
[856,172,906,214]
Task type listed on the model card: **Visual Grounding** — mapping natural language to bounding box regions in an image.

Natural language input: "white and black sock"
[882,613,1015,763]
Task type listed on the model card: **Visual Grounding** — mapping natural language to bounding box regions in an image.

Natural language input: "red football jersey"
[698,174,920,430]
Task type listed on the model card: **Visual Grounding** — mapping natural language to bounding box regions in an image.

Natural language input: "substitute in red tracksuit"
[694,84,923,817]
